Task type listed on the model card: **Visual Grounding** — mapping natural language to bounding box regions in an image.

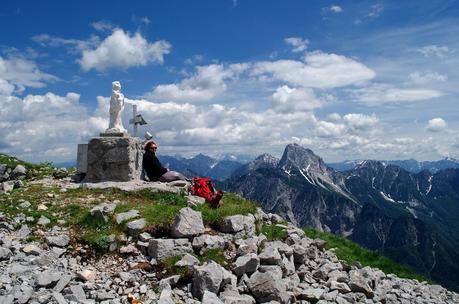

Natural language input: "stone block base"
[84,137,144,182]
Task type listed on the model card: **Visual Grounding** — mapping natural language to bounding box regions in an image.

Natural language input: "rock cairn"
[1,183,459,303]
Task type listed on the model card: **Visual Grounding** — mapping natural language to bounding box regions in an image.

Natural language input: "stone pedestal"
[84,136,144,182]
[76,144,88,173]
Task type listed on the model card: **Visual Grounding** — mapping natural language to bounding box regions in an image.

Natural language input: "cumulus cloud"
[284,37,309,53]
[271,85,323,112]
[323,5,343,14]
[147,63,248,103]
[409,71,447,84]
[184,55,204,65]
[0,55,56,92]
[252,51,375,89]
[426,118,447,132]
[352,84,444,105]
[91,20,114,32]
[0,92,104,162]
[343,113,378,131]
[368,4,384,19]
[79,29,171,71]
[354,3,384,24]
[32,34,101,54]
[329,5,343,13]
[417,45,450,58]
[0,79,15,95]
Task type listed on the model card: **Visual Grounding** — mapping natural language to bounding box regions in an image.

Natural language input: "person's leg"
[158,171,187,182]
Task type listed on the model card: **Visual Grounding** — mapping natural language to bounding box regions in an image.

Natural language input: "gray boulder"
[127,218,146,236]
[175,253,200,267]
[192,234,226,253]
[202,291,224,304]
[148,238,193,262]
[258,265,283,279]
[220,292,256,304]
[191,260,226,299]
[11,165,26,180]
[22,244,41,255]
[233,253,259,276]
[53,168,68,179]
[0,247,12,260]
[299,287,326,302]
[219,215,245,233]
[1,181,14,193]
[247,271,288,303]
[171,207,205,238]
[292,244,307,264]
[35,271,61,288]
[0,164,7,175]
[328,281,352,293]
[115,209,140,224]
[259,247,282,265]
[45,235,70,247]
[90,202,117,221]
[37,215,51,226]
[187,195,206,207]
[348,270,374,298]
[264,241,293,257]
[0,170,9,182]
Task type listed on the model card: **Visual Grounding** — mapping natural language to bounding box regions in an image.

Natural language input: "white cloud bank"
[0,55,56,93]
[79,29,171,71]
[409,71,447,84]
[417,45,451,58]
[271,85,323,112]
[284,37,309,53]
[252,52,375,89]
[147,63,248,103]
[426,118,447,132]
[0,92,105,161]
[352,84,444,105]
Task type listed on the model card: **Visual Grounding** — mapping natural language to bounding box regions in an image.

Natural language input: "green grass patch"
[81,231,113,252]
[198,248,230,268]
[195,192,258,226]
[161,255,190,277]
[260,223,288,241]
[115,190,187,234]
[303,227,430,282]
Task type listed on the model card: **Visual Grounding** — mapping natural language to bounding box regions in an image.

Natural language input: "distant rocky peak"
[192,153,214,162]
[254,153,279,166]
[354,160,387,172]
[278,143,326,172]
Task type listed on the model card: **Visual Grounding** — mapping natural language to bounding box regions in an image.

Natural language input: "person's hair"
[145,141,157,151]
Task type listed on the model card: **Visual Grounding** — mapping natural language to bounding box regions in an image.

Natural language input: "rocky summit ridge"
[1,155,459,303]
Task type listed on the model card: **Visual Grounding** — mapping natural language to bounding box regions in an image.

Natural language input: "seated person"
[143,141,187,182]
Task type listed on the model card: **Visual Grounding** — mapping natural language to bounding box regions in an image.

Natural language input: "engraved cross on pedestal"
[129,105,147,137]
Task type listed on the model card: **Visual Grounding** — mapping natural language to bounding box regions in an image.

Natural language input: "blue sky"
[1,0,459,163]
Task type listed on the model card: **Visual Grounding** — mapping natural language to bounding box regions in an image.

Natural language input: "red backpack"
[191,177,224,208]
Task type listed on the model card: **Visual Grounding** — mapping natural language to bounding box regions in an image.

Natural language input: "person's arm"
[153,156,168,175]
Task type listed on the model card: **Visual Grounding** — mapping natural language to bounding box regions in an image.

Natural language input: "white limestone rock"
[171,207,205,238]
[90,202,118,221]
[148,238,193,262]
[191,260,226,299]
[233,253,260,277]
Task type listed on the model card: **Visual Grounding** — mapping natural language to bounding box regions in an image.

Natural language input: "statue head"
[112,81,121,91]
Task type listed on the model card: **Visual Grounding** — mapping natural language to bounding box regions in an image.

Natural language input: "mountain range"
[158,153,243,181]
[328,158,459,173]
[224,143,459,291]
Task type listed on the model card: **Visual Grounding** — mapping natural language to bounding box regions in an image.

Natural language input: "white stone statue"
[106,81,126,134]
